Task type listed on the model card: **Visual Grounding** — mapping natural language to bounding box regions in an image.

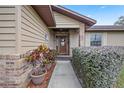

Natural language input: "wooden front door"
[56,36,69,55]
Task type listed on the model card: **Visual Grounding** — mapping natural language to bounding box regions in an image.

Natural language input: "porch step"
[55,55,72,61]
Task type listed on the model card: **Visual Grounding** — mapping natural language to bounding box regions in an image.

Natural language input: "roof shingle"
[87,25,124,31]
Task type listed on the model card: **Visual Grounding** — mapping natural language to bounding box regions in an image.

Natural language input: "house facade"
[0,5,124,55]
[0,5,124,88]
[86,26,124,47]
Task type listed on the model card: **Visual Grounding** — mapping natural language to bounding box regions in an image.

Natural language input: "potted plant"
[42,50,53,70]
[43,58,52,71]
[25,45,47,85]
[25,44,57,85]
[30,64,47,85]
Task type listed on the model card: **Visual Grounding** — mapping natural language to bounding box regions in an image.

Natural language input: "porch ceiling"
[51,28,79,32]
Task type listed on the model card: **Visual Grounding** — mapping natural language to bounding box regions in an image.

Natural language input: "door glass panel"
[61,38,65,42]
[61,38,65,46]
[61,41,65,46]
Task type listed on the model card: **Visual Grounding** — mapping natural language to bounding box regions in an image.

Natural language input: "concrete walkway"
[48,60,82,88]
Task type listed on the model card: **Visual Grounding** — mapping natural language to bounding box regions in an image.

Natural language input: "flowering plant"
[25,44,57,75]
[43,49,57,64]
[25,44,48,63]
[38,44,49,53]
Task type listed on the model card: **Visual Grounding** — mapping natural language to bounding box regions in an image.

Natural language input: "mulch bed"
[27,63,56,88]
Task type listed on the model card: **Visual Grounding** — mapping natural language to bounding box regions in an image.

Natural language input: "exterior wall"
[85,32,90,46]
[69,30,79,55]
[48,30,55,49]
[53,11,86,55]
[107,32,124,46]
[79,23,85,46]
[21,5,51,54]
[53,11,81,28]
[0,6,17,54]
[85,31,124,46]
[85,32,107,46]
[0,54,32,88]
[0,5,54,88]
[0,5,53,54]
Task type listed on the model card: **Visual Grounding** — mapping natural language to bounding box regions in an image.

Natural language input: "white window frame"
[90,33,102,46]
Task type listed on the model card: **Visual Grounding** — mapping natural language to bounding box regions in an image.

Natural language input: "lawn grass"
[115,66,124,88]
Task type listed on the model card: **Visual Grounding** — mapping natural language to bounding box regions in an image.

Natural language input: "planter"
[31,70,47,85]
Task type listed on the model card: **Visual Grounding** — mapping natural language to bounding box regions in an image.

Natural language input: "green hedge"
[72,46,124,88]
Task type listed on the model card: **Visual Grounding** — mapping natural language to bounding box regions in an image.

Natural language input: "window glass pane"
[96,35,101,41]
[91,35,95,41]
[90,34,102,46]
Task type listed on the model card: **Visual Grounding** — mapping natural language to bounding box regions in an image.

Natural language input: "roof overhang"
[32,5,56,27]
[87,25,124,32]
[51,5,96,26]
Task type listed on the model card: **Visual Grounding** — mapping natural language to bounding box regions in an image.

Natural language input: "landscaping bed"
[27,63,56,88]
[72,46,124,88]
[24,44,57,88]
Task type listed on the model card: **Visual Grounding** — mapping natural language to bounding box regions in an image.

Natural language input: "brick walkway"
[48,60,81,88]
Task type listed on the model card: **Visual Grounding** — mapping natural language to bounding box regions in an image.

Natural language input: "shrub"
[72,46,124,88]
[43,49,57,62]
[25,44,57,66]
[25,44,57,76]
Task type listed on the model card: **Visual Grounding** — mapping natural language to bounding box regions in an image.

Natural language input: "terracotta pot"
[31,70,47,85]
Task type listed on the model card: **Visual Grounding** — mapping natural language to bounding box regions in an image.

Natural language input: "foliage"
[25,50,40,63]
[25,44,57,75]
[25,44,48,64]
[72,46,124,88]
[115,65,124,88]
[38,44,49,53]
[43,49,57,64]
[25,51,43,67]
[114,16,124,26]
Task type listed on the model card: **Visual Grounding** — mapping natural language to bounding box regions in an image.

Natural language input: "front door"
[56,36,69,55]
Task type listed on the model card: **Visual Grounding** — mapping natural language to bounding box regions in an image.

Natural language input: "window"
[90,34,102,46]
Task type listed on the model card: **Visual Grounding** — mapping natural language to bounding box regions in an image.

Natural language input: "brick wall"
[0,54,33,88]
